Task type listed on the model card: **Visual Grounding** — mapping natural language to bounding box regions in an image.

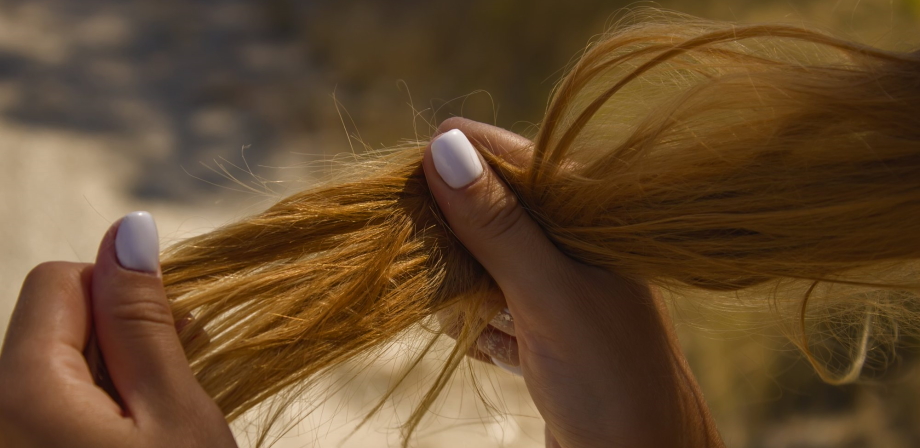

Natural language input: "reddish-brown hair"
[160,11,920,446]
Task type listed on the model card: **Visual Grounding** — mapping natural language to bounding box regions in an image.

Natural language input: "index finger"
[1,262,93,363]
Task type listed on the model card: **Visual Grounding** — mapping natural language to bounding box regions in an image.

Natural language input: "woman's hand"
[424,119,724,448]
[0,212,236,448]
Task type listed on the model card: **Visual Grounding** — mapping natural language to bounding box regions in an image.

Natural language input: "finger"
[476,327,521,375]
[546,426,563,448]
[487,307,515,336]
[0,262,130,440]
[435,309,493,363]
[471,289,515,336]
[1,262,93,368]
[448,288,515,337]
[423,125,572,304]
[91,211,200,417]
[436,117,533,168]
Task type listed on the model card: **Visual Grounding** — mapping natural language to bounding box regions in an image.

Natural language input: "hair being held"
[157,10,920,446]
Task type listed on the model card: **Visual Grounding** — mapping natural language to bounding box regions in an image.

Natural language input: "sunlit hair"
[160,10,920,446]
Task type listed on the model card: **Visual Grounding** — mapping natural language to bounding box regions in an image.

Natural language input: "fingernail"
[490,307,515,335]
[115,211,160,273]
[491,357,523,376]
[431,129,484,189]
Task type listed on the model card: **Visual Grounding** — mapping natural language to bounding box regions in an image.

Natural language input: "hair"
[159,10,920,447]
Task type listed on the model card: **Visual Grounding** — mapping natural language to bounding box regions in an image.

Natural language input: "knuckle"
[469,191,529,242]
[21,262,86,299]
[23,262,69,287]
[108,291,175,328]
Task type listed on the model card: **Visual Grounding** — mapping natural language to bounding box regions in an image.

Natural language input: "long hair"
[160,11,920,446]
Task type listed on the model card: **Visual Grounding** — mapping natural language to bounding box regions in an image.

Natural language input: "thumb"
[423,127,569,301]
[92,211,198,416]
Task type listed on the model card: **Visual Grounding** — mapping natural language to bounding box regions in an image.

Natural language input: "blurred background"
[2,0,919,446]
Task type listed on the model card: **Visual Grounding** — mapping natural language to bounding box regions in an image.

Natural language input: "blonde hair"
[160,11,920,445]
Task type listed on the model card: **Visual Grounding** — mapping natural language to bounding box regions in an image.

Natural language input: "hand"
[0,212,236,448]
[425,119,724,448]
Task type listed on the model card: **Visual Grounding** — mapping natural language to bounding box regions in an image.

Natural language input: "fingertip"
[94,212,163,282]
[489,307,516,336]
[491,357,523,376]
[431,129,485,189]
[435,118,534,167]
[4,262,95,359]
[115,212,160,274]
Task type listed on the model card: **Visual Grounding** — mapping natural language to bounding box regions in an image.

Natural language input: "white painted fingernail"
[491,357,523,376]
[489,307,515,335]
[115,211,160,273]
[431,129,483,189]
